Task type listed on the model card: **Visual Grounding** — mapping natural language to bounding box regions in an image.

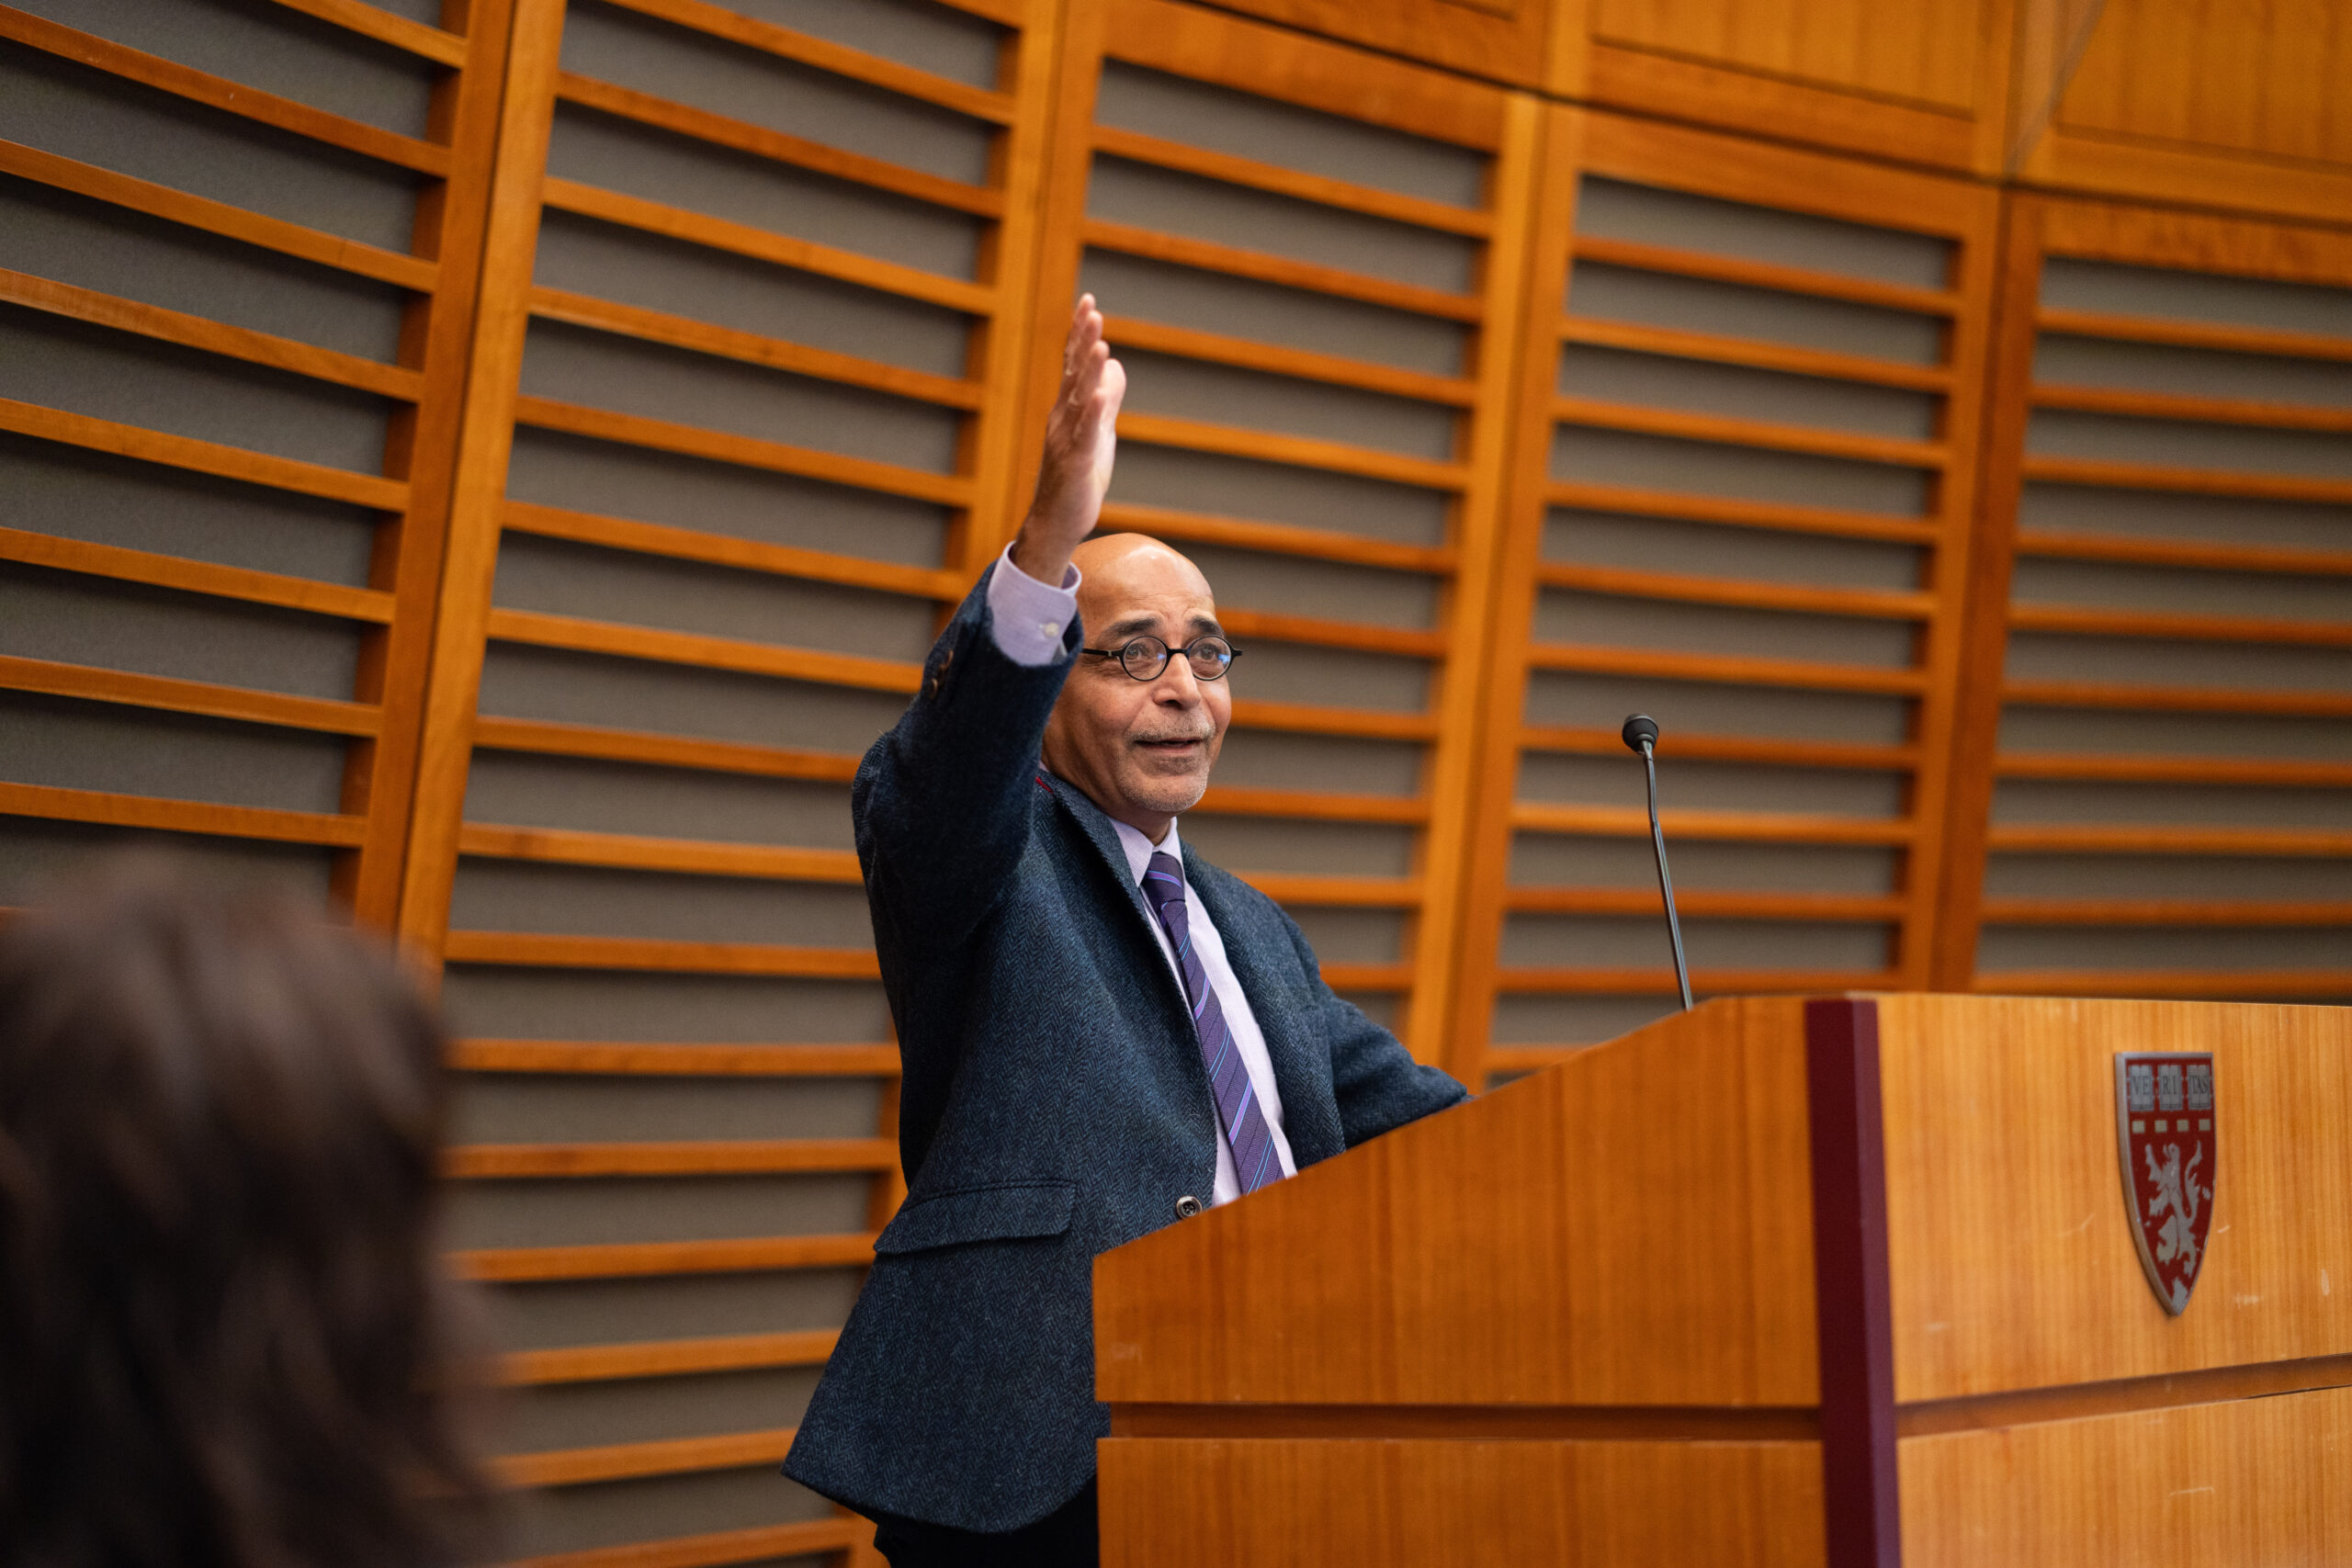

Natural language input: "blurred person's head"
[0,863,495,1568]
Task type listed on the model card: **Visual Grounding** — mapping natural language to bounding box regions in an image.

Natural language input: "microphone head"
[1621,714,1659,754]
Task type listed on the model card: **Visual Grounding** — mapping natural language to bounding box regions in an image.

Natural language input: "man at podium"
[784,297,1467,1566]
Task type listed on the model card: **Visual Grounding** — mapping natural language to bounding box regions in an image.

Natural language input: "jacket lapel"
[1182,846,1345,1166]
[1036,771,1190,1019]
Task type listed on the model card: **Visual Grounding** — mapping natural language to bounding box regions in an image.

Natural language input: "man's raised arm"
[851,297,1126,940]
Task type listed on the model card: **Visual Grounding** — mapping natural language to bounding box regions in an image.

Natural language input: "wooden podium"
[1091,995,2352,1565]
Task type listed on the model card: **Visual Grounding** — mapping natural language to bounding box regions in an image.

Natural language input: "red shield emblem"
[2114,1053,2216,1314]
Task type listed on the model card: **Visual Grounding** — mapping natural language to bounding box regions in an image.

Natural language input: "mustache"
[1131,725,1216,744]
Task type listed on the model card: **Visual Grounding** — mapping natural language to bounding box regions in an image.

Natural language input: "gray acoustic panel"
[0,818,334,905]
[500,1365,826,1456]
[439,969,894,1044]
[1114,347,1458,460]
[13,0,438,136]
[503,1467,837,1561]
[1576,176,1952,291]
[695,0,1005,86]
[1107,443,1451,546]
[1508,833,1899,895]
[561,0,995,184]
[456,1075,881,1145]
[1533,588,1919,667]
[1177,816,1416,878]
[1545,510,1926,589]
[1181,542,1438,631]
[547,104,982,280]
[464,752,856,850]
[0,564,362,698]
[1084,249,1468,376]
[0,307,392,471]
[1523,670,1914,745]
[1552,424,1931,517]
[0,46,420,248]
[1489,994,1679,1047]
[475,643,910,753]
[486,1269,869,1352]
[0,691,348,814]
[0,434,379,583]
[447,1173,873,1252]
[1559,344,1940,439]
[1516,750,1906,817]
[0,174,409,360]
[1500,914,1891,971]
[1567,262,1945,365]
[447,863,876,947]
[1205,729,1424,798]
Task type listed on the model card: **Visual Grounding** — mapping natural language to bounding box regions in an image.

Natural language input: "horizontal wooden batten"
[1570,235,1960,319]
[454,1040,900,1077]
[1216,605,1446,659]
[2014,530,2352,579]
[1896,1355,2352,1438]
[0,654,381,737]
[1553,396,1949,470]
[539,181,992,316]
[2009,603,2352,649]
[1518,724,1917,773]
[1996,751,2352,789]
[1510,801,1917,846]
[2021,456,2352,507]
[266,0,466,66]
[1317,963,1412,992]
[501,501,962,599]
[0,781,366,847]
[1969,969,2352,1000]
[1561,314,1953,394]
[2030,382,2352,435]
[2002,680,2352,720]
[440,931,880,977]
[503,1327,842,1387]
[505,1517,865,1568]
[1543,479,1938,547]
[495,1425,799,1490]
[0,268,420,400]
[0,525,394,624]
[1088,124,1491,238]
[595,0,1013,123]
[449,1138,897,1179]
[1985,823,2352,857]
[1505,886,1906,920]
[0,7,450,175]
[451,1232,877,1282]
[1101,315,1475,408]
[1977,899,2352,927]
[1535,560,1933,621]
[1080,220,1482,322]
[1227,698,1438,742]
[555,73,1003,218]
[0,140,435,292]
[1116,411,1465,491]
[510,396,971,507]
[526,288,981,410]
[469,717,861,784]
[1496,965,1897,995]
[1525,641,1927,696]
[2033,308,2352,366]
[0,398,408,512]
[457,822,862,884]
[1094,502,1453,575]
[1193,786,1427,825]
[481,608,922,695]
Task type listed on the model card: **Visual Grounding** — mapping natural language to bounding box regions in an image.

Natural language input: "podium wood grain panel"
[1098,1435,1825,1568]
[1094,998,1820,1408]
[1874,996,2352,1404]
[1897,1382,2352,1566]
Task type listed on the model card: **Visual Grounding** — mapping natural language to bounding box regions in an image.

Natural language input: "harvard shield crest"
[2114,1053,2216,1314]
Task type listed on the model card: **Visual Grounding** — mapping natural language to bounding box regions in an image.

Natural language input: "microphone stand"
[1622,715,1693,1011]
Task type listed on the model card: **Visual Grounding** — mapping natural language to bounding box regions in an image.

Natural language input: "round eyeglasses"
[1080,635,1241,682]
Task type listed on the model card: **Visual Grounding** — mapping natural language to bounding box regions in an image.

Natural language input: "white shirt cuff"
[985,542,1080,667]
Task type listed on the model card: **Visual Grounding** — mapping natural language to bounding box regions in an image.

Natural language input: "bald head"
[1041,534,1231,842]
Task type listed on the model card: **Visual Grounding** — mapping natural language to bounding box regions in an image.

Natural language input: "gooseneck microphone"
[1622,715,1693,1012]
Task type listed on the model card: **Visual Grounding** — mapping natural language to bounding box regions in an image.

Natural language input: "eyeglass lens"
[1119,637,1233,680]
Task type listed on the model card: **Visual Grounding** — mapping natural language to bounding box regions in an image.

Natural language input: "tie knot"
[1141,852,1186,919]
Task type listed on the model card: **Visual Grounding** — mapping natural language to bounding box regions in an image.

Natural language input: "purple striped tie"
[1141,852,1283,1195]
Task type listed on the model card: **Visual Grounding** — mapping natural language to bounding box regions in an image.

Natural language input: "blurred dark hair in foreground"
[0,861,499,1568]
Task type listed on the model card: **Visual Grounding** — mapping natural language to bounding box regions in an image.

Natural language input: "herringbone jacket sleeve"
[852,565,1078,956]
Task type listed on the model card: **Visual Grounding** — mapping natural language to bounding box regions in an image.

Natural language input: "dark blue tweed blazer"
[782,568,1467,1532]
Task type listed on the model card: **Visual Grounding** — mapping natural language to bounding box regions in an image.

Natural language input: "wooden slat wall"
[1016,0,1541,1066]
[1450,108,2002,1090]
[1936,196,2352,1008]
[0,0,509,922]
[381,0,1056,1561]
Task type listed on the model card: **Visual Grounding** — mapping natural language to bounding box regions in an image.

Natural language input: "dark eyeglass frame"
[1080,635,1242,682]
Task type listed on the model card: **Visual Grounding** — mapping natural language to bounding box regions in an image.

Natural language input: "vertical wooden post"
[1928,194,2044,991]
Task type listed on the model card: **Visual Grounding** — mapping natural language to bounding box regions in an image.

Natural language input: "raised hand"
[1012,293,1125,586]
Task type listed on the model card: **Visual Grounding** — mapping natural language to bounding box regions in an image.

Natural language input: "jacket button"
[1174,1195,1202,1219]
